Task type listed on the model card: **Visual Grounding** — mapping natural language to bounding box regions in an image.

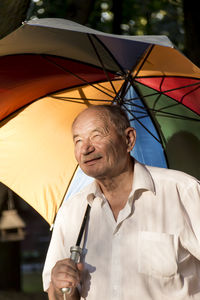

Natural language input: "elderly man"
[43,105,200,300]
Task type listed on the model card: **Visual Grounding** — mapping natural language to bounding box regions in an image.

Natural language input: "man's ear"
[125,127,136,153]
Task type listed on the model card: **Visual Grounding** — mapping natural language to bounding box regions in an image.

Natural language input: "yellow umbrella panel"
[0,80,123,225]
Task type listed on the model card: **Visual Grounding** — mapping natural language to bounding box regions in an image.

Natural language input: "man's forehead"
[73,108,109,128]
[72,110,113,138]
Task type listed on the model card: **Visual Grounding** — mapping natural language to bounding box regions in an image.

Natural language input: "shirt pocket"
[138,231,178,278]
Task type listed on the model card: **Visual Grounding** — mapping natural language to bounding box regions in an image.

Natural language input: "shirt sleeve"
[179,178,200,260]
[42,206,67,291]
[42,190,88,292]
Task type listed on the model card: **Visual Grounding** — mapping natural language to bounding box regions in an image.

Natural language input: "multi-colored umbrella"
[0,18,199,225]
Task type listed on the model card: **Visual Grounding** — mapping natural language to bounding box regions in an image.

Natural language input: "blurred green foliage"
[27,0,184,50]
[22,271,43,292]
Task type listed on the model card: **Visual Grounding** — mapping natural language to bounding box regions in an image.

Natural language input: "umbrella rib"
[115,45,154,104]
[114,73,198,143]
[180,84,200,103]
[145,92,200,120]
[122,101,151,117]
[129,80,168,146]
[129,112,196,121]
[112,45,154,106]
[150,110,199,120]
[120,91,199,121]
[41,54,116,100]
[122,103,161,143]
[118,45,155,105]
[114,72,133,105]
[157,74,200,111]
[128,112,149,119]
[153,78,165,110]
[147,82,200,99]
[50,95,113,103]
[152,112,199,120]
[131,45,155,79]
[87,34,118,95]
[92,34,126,75]
[125,99,199,121]
[135,79,200,115]
[136,77,200,95]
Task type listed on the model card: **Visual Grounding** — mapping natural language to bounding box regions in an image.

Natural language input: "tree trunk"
[65,0,95,25]
[182,0,200,68]
[0,241,21,290]
[0,0,31,39]
[112,0,123,34]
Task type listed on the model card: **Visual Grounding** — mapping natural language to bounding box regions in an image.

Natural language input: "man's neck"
[96,160,134,220]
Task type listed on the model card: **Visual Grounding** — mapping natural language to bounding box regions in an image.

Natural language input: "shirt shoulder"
[53,180,95,228]
[61,180,96,210]
[145,165,199,190]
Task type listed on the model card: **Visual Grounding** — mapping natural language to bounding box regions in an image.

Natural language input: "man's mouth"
[83,156,102,165]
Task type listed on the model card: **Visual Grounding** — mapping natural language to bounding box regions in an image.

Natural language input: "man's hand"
[48,258,84,300]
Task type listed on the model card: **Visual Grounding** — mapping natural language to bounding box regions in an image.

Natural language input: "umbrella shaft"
[61,204,91,297]
[61,246,82,296]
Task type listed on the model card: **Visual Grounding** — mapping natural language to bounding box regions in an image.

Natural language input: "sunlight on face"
[72,108,130,179]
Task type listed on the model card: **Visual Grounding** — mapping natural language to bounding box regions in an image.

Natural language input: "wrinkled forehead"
[72,107,110,131]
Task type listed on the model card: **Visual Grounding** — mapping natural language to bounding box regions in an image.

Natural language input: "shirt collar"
[86,181,106,205]
[86,160,156,205]
[131,160,155,195]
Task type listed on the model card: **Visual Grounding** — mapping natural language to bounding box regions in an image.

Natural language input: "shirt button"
[112,285,119,297]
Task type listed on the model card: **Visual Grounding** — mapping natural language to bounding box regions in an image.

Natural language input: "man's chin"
[81,167,104,179]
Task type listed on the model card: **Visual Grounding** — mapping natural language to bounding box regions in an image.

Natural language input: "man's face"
[72,108,132,179]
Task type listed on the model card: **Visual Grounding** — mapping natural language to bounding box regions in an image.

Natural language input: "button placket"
[110,231,122,300]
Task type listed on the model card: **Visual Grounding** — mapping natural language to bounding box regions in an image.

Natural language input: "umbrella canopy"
[0,18,199,225]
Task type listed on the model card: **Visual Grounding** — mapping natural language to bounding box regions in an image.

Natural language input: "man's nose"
[81,140,95,155]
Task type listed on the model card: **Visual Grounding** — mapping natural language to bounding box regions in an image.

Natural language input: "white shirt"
[43,161,200,299]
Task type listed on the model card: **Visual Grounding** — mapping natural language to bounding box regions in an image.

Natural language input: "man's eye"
[92,134,101,139]
[75,139,81,144]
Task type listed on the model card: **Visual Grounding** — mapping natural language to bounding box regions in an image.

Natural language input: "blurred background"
[0,0,199,299]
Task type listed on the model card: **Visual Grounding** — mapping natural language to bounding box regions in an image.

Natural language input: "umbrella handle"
[61,246,82,296]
